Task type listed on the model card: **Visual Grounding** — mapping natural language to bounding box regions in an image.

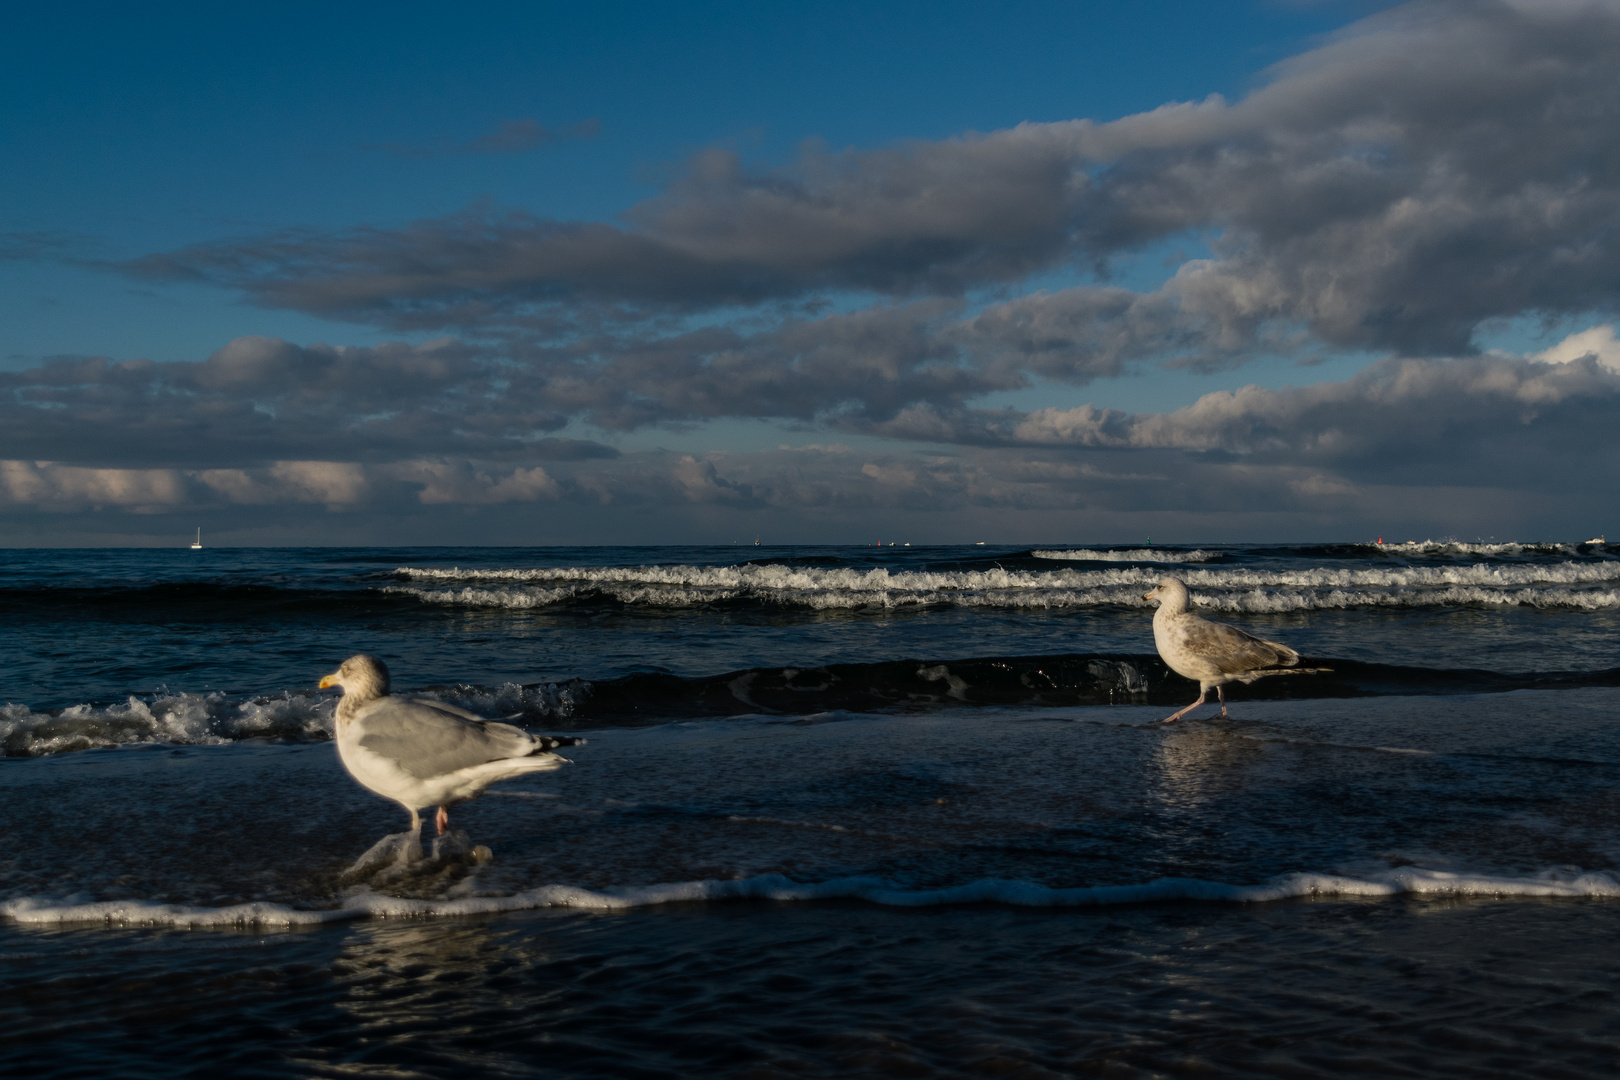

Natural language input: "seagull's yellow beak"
[319,673,339,689]
[1142,588,1158,602]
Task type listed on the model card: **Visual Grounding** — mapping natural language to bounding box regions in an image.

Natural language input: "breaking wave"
[1032,548,1221,563]
[1375,539,1607,557]
[0,682,587,757]
[6,866,1618,927]
[387,560,1620,612]
[11,650,1619,757]
[0,692,334,757]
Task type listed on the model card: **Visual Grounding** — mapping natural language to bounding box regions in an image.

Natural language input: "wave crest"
[387,560,1620,612]
[7,866,1617,927]
[0,692,333,757]
[0,682,585,758]
[1033,548,1219,563]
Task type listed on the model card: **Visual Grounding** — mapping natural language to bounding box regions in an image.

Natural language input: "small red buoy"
[1377,537,1383,544]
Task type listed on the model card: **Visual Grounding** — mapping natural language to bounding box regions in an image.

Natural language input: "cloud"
[1534,323,1620,370]
[0,303,1016,462]
[1002,323,1620,490]
[461,117,600,154]
[671,455,761,505]
[12,2,1620,542]
[372,117,600,158]
[266,461,370,507]
[0,460,187,512]
[532,299,1011,429]
[860,461,918,487]
[122,1,1620,370]
[394,459,560,504]
[7,313,1618,538]
[951,282,1307,384]
[0,336,627,468]
[7,322,1620,539]
[2,457,564,511]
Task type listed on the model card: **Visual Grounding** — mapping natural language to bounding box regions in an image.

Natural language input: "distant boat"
[975,542,985,546]
[1588,535,1606,545]
[191,528,202,550]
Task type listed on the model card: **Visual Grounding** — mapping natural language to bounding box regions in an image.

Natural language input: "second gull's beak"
[319,674,339,689]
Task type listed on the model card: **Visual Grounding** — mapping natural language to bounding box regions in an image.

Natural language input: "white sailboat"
[191,527,203,550]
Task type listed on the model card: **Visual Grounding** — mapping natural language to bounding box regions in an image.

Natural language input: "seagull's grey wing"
[1182,616,1299,674]
[404,698,581,753]
[353,700,536,780]
[402,697,491,723]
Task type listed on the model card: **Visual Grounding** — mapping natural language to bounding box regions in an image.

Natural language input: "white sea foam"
[386,560,1620,612]
[0,692,335,757]
[1033,549,1220,563]
[1189,585,1620,612]
[0,682,579,757]
[1376,540,1593,557]
[7,866,1618,927]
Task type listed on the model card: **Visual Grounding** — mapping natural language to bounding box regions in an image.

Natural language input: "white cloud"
[672,456,755,504]
[1534,324,1620,371]
[267,461,370,507]
[396,460,560,504]
[0,461,187,511]
[861,462,919,487]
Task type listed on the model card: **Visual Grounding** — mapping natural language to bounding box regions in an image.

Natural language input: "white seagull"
[319,654,570,839]
[1142,577,1312,722]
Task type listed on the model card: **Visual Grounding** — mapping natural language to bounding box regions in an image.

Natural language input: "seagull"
[319,654,570,839]
[1142,577,1312,722]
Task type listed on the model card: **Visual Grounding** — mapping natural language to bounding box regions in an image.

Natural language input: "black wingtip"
[530,735,587,754]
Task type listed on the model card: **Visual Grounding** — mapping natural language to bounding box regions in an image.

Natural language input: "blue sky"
[3,0,1619,544]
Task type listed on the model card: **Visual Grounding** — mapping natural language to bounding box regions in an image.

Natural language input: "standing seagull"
[320,654,570,839]
[1142,577,1311,722]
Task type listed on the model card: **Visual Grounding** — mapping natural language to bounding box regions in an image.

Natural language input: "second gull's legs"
[1217,685,1229,719]
[435,805,449,835]
[1164,688,1209,723]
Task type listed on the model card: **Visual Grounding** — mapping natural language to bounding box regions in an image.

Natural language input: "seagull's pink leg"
[1217,685,1229,719]
[401,806,424,861]
[435,806,449,835]
[1164,688,1208,723]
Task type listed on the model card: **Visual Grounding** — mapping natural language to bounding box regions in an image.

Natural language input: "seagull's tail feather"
[467,753,570,784]
[1235,665,1333,684]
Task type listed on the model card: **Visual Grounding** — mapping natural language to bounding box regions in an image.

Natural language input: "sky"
[3,0,1619,546]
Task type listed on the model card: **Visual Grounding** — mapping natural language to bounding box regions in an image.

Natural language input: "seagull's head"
[319,654,391,705]
[1142,576,1190,613]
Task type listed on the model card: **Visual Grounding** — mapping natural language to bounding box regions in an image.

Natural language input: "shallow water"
[8,899,1620,1078]
[5,543,1620,1076]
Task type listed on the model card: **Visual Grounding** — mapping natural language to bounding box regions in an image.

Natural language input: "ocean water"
[5,542,1620,1077]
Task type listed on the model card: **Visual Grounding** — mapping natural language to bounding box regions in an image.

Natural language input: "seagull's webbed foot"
[435,805,449,836]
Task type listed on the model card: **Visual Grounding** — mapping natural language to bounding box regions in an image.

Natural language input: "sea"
[4,541,1620,1077]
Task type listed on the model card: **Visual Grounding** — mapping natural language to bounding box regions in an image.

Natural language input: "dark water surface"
[7,899,1620,1079]
[5,542,1620,1076]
